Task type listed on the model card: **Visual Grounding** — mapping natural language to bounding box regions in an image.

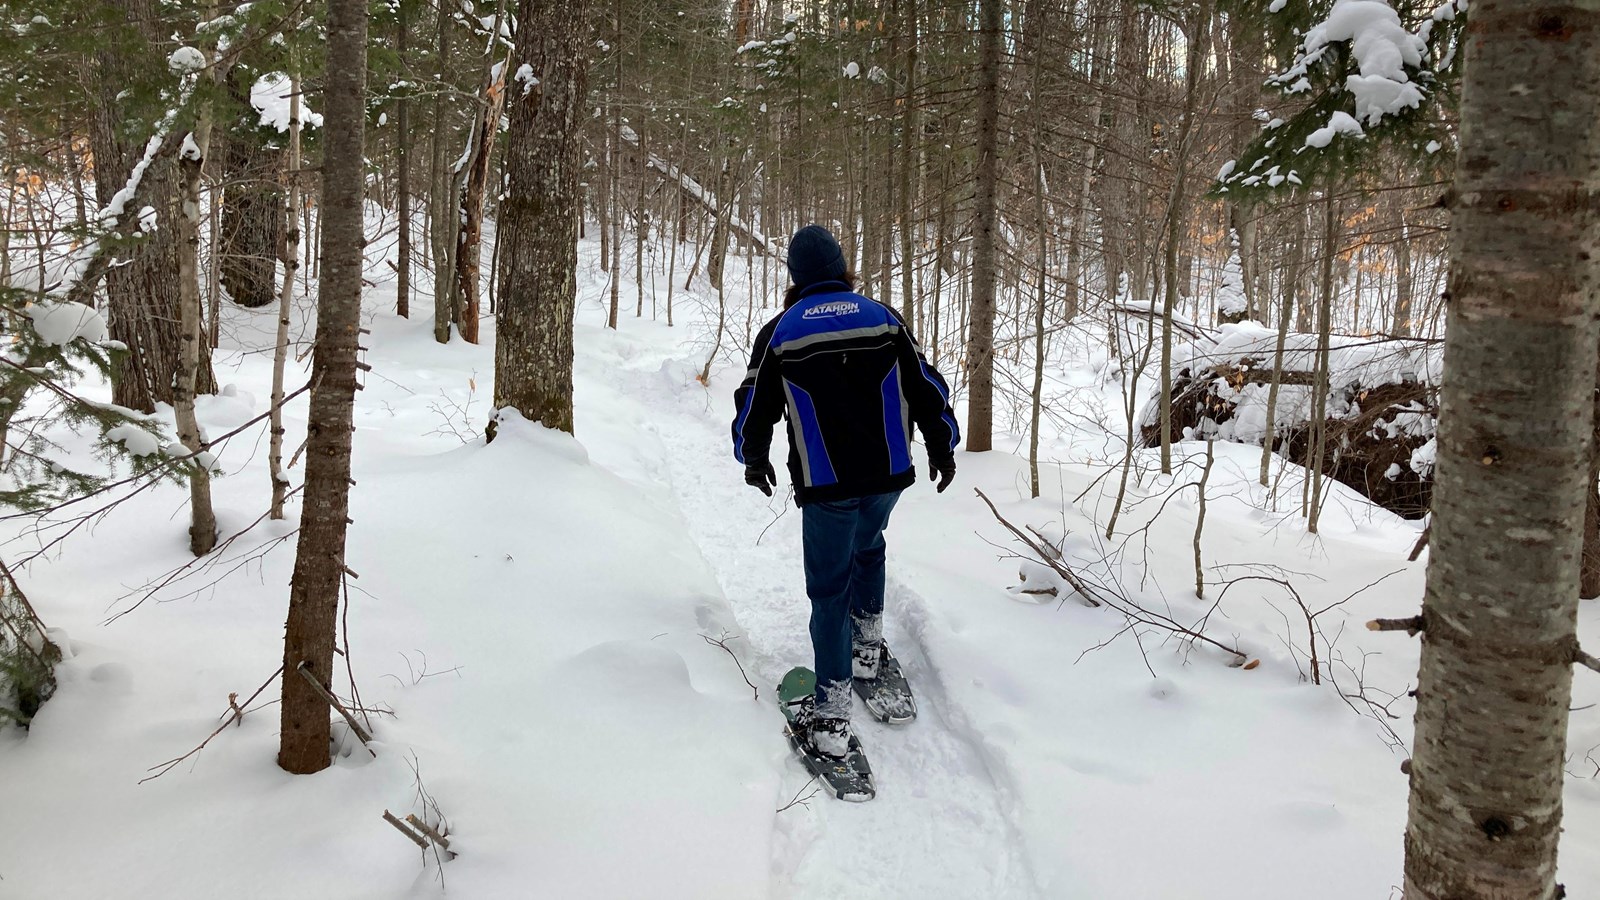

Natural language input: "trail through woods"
[0,232,1598,898]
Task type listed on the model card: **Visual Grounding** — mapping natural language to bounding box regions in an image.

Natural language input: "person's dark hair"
[784,270,856,309]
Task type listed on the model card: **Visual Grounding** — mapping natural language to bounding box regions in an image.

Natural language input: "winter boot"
[809,715,852,760]
[852,640,883,681]
[792,694,853,760]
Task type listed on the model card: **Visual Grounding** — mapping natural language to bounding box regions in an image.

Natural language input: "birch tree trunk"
[269,72,303,522]
[1401,0,1600,891]
[964,0,1002,453]
[453,35,510,346]
[175,76,218,557]
[278,0,368,775]
[492,0,589,435]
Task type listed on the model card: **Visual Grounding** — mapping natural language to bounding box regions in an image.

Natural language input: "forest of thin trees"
[0,0,1597,897]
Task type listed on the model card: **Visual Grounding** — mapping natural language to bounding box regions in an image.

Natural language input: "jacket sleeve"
[731,317,785,465]
[892,313,960,461]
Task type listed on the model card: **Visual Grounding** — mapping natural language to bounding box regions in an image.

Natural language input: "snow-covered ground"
[1,229,1597,898]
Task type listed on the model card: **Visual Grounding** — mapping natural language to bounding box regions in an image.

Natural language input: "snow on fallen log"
[616,126,786,260]
[1135,323,1442,518]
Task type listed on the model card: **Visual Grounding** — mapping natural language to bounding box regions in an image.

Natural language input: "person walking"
[732,224,959,760]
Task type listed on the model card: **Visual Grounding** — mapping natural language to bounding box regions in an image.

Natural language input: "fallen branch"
[975,488,1248,664]
[141,665,283,782]
[295,661,377,755]
[383,810,428,849]
[405,813,456,859]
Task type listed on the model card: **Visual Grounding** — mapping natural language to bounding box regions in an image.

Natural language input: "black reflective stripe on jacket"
[731,282,960,505]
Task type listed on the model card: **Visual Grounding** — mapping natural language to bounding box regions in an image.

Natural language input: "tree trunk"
[1584,353,1600,599]
[1401,0,1600,891]
[1391,200,1414,337]
[1158,0,1211,474]
[897,0,919,325]
[278,0,368,775]
[429,0,455,343]
[706,154,735,293]
[219,69,282,310]
[88,0,215,413]
[453,41,510,346]
[395,0,411,319]
[492,0,589,435]
[175,64,219,557]
[1306,196,1337,532]
[1260,210,1305,487]
[964,0,1002,453]
[270,70,304,522]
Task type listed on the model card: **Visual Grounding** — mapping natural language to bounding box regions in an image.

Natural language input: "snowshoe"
[777,667,875,802]
[852,642,916,724]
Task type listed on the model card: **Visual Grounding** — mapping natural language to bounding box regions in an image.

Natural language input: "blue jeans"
[802,490,901,719]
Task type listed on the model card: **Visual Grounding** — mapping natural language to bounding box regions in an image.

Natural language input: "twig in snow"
[702,632,759,700]
[404,753,456,879]
[776,775,821,813]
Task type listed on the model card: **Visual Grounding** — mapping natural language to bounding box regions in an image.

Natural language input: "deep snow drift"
[1,232,1596,899]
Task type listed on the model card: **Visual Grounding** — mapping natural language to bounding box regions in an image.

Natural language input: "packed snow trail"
[575,320,1042,900]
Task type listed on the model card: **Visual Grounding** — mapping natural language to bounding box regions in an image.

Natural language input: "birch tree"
[1399,0,1600,894]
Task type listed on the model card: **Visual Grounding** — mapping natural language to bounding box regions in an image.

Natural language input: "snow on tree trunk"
[278,0,367,776]
[1401,0,1600,893]
[492,0,588,435]
[964,0,1002,453]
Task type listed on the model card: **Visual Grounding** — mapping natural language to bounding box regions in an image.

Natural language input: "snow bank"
[0,320,775,898]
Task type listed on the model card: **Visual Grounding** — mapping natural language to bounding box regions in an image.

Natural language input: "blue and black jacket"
[731,281,960,506]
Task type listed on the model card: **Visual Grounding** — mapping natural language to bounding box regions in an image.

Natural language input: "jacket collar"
[797,280,851,299]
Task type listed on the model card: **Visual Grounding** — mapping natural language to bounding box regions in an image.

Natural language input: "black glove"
[929,455,956,494]
[745,460,777,497]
